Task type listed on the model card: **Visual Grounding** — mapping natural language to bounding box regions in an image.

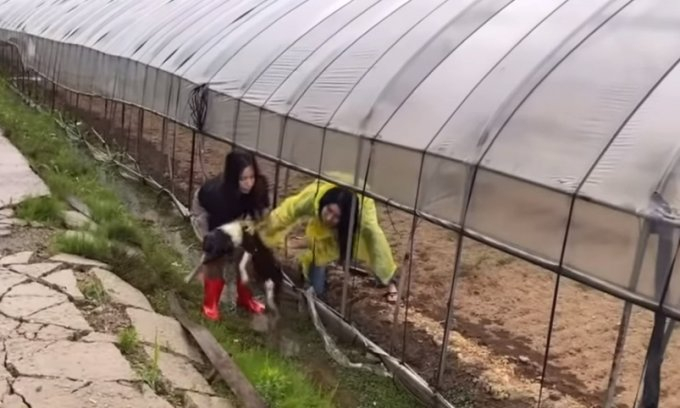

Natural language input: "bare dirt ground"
[57,91,680,408]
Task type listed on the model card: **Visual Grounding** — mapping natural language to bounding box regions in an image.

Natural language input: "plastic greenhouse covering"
[1,0,680,318]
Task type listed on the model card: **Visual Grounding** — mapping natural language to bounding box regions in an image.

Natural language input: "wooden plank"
[168,293,269,408]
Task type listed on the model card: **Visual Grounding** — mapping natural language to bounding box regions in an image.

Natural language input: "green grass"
[14,195,64,226]
[0,79,423,408]
[117,326,140,355]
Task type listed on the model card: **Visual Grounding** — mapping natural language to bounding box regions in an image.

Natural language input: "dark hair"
[222,150,259,192]
[221,150,270,218]
[318,187,360,260]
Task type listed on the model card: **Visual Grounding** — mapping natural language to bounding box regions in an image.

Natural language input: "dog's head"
[202,221,243,264]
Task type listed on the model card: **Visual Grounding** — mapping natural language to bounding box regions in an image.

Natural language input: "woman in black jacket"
[191,149,270,320]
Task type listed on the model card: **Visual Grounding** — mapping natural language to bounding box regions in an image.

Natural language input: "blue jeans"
[308,265,327,297]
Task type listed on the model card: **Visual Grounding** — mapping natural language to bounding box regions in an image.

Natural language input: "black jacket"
[197,175,270,231]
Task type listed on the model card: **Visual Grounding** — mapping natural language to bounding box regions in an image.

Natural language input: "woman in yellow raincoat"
[258,178,398,302]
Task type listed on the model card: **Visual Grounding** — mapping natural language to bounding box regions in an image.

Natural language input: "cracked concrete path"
[0,135,233,407]
[0,131,49,209]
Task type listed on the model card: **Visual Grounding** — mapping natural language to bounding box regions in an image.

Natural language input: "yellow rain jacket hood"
[258,175,397,285]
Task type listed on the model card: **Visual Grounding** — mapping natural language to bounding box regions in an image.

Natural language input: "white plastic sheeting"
[1,0,680,317]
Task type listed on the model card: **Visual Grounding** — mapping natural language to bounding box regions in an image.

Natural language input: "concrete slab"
[185,392,234,408]
[1,394,28,408]
[0,282,67,318]
[35,324,75,340]
[81,331,117,343]
[12,377,174,408]
[126,308,203,363]
[6,339,136,381]
[0,218,26,227]
[0,314,20,338]
[10,262,61,278]
[30,301,92,331]
[0,268,27,296]
[93,267,152,311]
[49,253,108,268]
[0,251,33,266]
[0,132,49,209]
[143,346,214,394]
[44,268,84,300]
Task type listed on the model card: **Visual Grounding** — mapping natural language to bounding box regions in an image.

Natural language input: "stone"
[12,377,174,408]
[0,251,33,265]
[0,132,50,208]
[36,324,76,341]
[143,346,213,394]
[49,253,108,268]
[1,394,28,408]
[43,268,84,300]
[0,208,14,218]
[0,282,66,318]
[0,314,19,338]
[62,210,93,230]
[13,322,43,340]
[81,331,117,343]
[126,308,203,363]
[93,267,152,311]
[6,339,136,381]
[0,229,10,237]
[9,262,61,278]
[30,301,92,331]
[185,392,234,408]
[0,268,27,296]
[0,218,26,227]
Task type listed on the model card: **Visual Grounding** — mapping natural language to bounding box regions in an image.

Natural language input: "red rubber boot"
[202,277,225,321]
[236,278,265,314]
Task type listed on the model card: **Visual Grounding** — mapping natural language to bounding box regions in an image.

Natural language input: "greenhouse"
[0,0,678,407]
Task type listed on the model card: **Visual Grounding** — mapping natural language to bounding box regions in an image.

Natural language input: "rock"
[6,339,136,381]
[10,262,61,278]
[0,251,33,265]
[0,282,67,318]
[0,268,27,296]
[0,132,50,209]
[518,355,531,364]
[13,322,43,340]
[81,331,117,343]
[61,210,94,230]
[93,268,152,311]
[143,346,214,393]
[1,394,28,408]
[0,218,26,227]
[0,208,14,218]
[43,268,84,300]
[0,314,20,338]
[184,392,234,408]
[29,301,92,331]
[35,324,76,341]
[12,377,174,408]
[49,253,108,268]
[126,308,203,363]
[0,229,10,237]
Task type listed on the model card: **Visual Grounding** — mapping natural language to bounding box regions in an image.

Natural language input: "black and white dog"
[201,220,283,323]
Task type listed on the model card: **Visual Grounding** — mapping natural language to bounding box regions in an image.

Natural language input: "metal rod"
[137,108,144,159]
[340,194,358,318]
[604,223,651,407]
[188,130,197,205]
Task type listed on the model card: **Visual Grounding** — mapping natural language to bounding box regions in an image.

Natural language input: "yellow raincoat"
[257,177,397,285]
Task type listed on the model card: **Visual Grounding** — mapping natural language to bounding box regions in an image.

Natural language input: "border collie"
[202,220,283,323]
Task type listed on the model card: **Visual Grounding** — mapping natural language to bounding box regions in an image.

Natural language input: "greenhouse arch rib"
[1,0,680,319]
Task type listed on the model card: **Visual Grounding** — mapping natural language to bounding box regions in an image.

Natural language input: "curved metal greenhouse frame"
[1,0,679,406]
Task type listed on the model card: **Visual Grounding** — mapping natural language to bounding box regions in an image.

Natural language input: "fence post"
[188,130,197,205]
